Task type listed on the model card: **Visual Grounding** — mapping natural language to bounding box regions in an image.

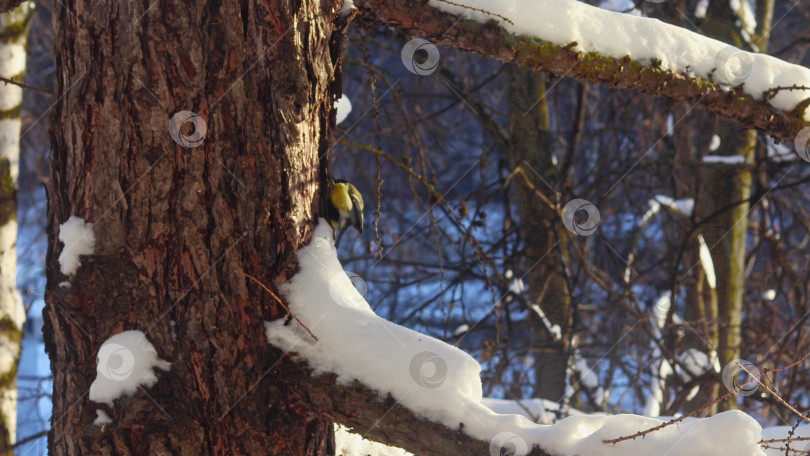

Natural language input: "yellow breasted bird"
[327,179,364,247]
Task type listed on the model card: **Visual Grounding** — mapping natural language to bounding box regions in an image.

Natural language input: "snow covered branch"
[288,357,553,455]
[264,221,766,456]
[357,0,810,144]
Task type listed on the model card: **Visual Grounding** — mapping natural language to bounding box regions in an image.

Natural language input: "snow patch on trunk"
[57,215,95,276]
[89,330,171,407]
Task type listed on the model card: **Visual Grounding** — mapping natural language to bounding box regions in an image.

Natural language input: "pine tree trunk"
[0,2,34,452]
[44,0,344,454]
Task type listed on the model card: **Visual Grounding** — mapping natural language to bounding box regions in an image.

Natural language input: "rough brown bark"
[358,0,809,144]
[45,0,343,454]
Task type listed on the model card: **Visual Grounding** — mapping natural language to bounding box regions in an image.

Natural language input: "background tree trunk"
[699,0,772,412]
[0,2,34,452]
[506,66,572,406]
[44,0,344,454]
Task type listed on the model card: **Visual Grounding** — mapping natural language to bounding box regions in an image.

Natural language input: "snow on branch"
[264,220,765,456]
[357,0,810,144]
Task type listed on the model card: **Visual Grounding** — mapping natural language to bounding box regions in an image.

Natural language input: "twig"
[11,430,49,449]
[435,0,514,25]
[340,141,442,201]
[738,364,810,426]
[232,270,318,342]
[767,350,810,373]
[0,75,55,95]
[604,389,737,444]
[503,166,556,210]
[759,437,810,443]
[763,85,810,101]
[759,445,810,455]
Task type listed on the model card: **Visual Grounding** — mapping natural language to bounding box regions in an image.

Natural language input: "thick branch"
[278,354,553,455]
[358,0,809,144]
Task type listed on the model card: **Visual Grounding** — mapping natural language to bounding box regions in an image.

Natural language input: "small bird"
[327,179,364,247]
